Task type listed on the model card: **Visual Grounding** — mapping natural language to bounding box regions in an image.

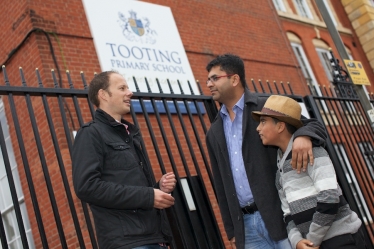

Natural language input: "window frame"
[272,0,286,12]
[293,0,313,19]
[322,0,337,26]
[290,42,323,96]
[315,47,334,82]
[0,101,35,249]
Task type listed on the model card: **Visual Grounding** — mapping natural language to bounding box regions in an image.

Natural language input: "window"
[313,39,334,82]
[316,48,333,82]
[290,43,322,96]
[322,0,337,26]
[0,100,35,249]
[294,0,313,19]
[272,0,286,11]
[334,144,373,225]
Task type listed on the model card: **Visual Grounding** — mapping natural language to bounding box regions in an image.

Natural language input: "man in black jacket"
[72,71,176,249]
[205,54,327,249]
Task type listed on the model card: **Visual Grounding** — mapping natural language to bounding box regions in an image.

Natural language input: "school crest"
[118,10,157,44]
[128,11,144,36]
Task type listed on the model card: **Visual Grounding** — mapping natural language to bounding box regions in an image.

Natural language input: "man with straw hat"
[252,95,365,249]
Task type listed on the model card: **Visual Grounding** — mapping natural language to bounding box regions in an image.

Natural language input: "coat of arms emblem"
[118,10,157,44]
[128,11,144,36]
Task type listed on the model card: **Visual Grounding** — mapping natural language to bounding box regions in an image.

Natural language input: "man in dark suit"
[205,54,327,249]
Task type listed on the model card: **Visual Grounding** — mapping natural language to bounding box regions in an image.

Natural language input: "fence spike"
[251,78,258,93]
[51,69,59,88]
[133,76,140,92]
[35,68,44,88]
[19,67,27,87]
[258,79,265,93]
[273,80,280,94]
[3,66,12,86]
[266,80,273,94]
[156,78,163,94]
[187,80,194,95]
[144,77,152,93]
[66,71,74,89]
[80,72,88,89]
[177,80,184,94]
[280,81,287,94]
[287,82,294,95]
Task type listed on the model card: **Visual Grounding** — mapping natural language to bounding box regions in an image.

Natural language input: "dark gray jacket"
[72,109,171,249]
[206,90,327,249]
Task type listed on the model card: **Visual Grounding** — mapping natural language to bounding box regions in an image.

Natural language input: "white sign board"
[82,0,197,94]
[368,109,374,123]
[299,102,310,119]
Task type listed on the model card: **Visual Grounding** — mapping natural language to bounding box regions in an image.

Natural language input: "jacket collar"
[94,109,138,134]
[244,88,257,106]
[212,88,256,123]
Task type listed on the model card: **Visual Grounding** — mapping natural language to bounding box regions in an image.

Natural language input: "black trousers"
[320,227,367,249]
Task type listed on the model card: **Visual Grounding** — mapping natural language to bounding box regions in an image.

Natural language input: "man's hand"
[154,189,175,209]
[229,237,236,249]
[296,239,319,249]
[160,172,177,193]
[291,136,314,173]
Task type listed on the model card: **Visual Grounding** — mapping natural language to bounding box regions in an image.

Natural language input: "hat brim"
[252,111,303,129]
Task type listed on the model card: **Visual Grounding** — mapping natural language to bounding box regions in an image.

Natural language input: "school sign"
[82,0,197,94]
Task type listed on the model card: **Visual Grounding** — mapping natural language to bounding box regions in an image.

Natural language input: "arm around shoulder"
[296,118,327,147]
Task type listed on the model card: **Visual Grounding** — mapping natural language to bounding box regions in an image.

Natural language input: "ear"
[231,74,241,87]
[98,89,108,103]
[277,122,286,133]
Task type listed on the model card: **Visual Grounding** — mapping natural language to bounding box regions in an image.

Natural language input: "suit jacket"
[206,89,327,249]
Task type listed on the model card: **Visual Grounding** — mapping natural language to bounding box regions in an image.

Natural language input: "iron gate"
[304,91,374,247]
[0,67,223,249]
[1,66,373,248]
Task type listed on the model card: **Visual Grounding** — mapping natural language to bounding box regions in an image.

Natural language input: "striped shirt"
[276,136,362,248]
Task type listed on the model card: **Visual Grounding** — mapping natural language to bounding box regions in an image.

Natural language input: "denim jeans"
[132,244,167,249]
[244,211,292,249]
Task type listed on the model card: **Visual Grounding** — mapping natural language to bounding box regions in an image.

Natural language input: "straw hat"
[252,95,303,128]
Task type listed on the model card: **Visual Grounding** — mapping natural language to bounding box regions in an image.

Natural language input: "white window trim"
[291,43,323,96]
[272,0,286,12]
[322,0,337,26]
[294,0,313,19]
[316,47,334,82]
[0,101,35,249]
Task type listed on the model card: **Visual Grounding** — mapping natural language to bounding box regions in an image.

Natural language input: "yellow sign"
[343,59,371,85]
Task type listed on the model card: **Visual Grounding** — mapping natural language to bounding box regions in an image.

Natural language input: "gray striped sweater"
[276,137,362,248]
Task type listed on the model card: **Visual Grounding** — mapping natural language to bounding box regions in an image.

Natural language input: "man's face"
[105,73,133,116]
[256,116,279,146]
[206,66,233,104]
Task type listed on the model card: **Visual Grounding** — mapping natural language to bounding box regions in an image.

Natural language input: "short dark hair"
[88,71,118,107]
[206,53,247,89]
[272,118,297,134]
